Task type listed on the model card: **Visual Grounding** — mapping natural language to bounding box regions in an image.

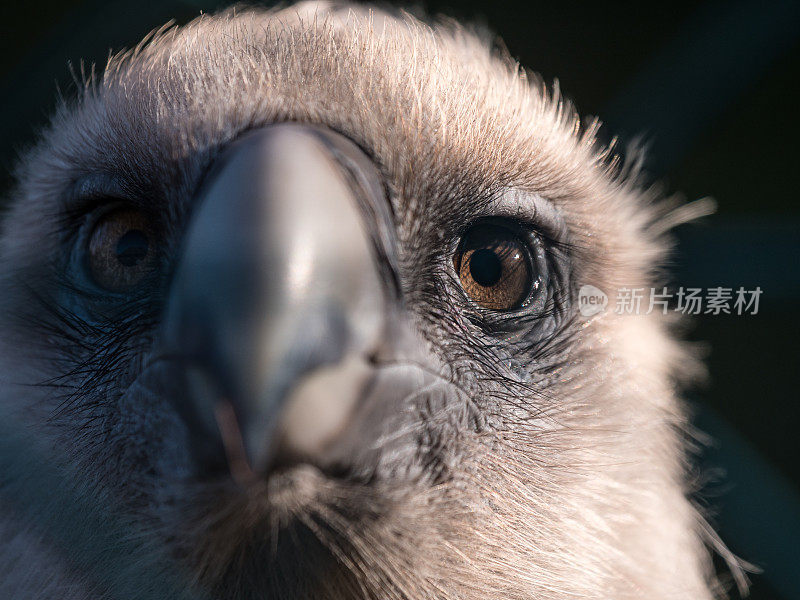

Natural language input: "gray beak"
[160,124,400,478]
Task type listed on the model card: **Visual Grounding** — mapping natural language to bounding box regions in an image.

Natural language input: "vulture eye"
[86,208,155,292]
[454,223,534,311]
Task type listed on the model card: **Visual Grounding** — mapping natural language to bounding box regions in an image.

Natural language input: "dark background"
[1,1,798,598]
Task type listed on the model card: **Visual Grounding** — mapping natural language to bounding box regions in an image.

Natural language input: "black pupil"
[469,248,503,287]
[116,230,149,267]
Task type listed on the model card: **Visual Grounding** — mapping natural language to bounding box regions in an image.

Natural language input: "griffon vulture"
[0,2,741,599]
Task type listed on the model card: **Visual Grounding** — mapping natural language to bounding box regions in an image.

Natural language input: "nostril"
[365,349,382,367]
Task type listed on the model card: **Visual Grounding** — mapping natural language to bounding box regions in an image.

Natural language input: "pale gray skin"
[0,3,742,599]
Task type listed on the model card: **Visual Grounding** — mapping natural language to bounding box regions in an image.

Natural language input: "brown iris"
[87,208,155,292]
[454,224,533,310]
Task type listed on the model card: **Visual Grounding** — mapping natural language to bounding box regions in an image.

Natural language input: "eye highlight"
[86,208,156,292]
[453,223,534,311]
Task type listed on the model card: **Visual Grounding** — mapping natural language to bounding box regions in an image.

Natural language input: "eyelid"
[487,190,571,248]
[64,199,132,252]
[62,173,130,216]
[69,172,125,199]
[61,174,163,244]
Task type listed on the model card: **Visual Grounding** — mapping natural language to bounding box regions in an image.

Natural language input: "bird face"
[0,3,720,599]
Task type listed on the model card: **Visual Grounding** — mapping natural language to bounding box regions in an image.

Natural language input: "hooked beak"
[159,124,406,479]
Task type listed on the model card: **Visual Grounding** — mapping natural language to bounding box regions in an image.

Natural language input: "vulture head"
[0,3,737,599]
